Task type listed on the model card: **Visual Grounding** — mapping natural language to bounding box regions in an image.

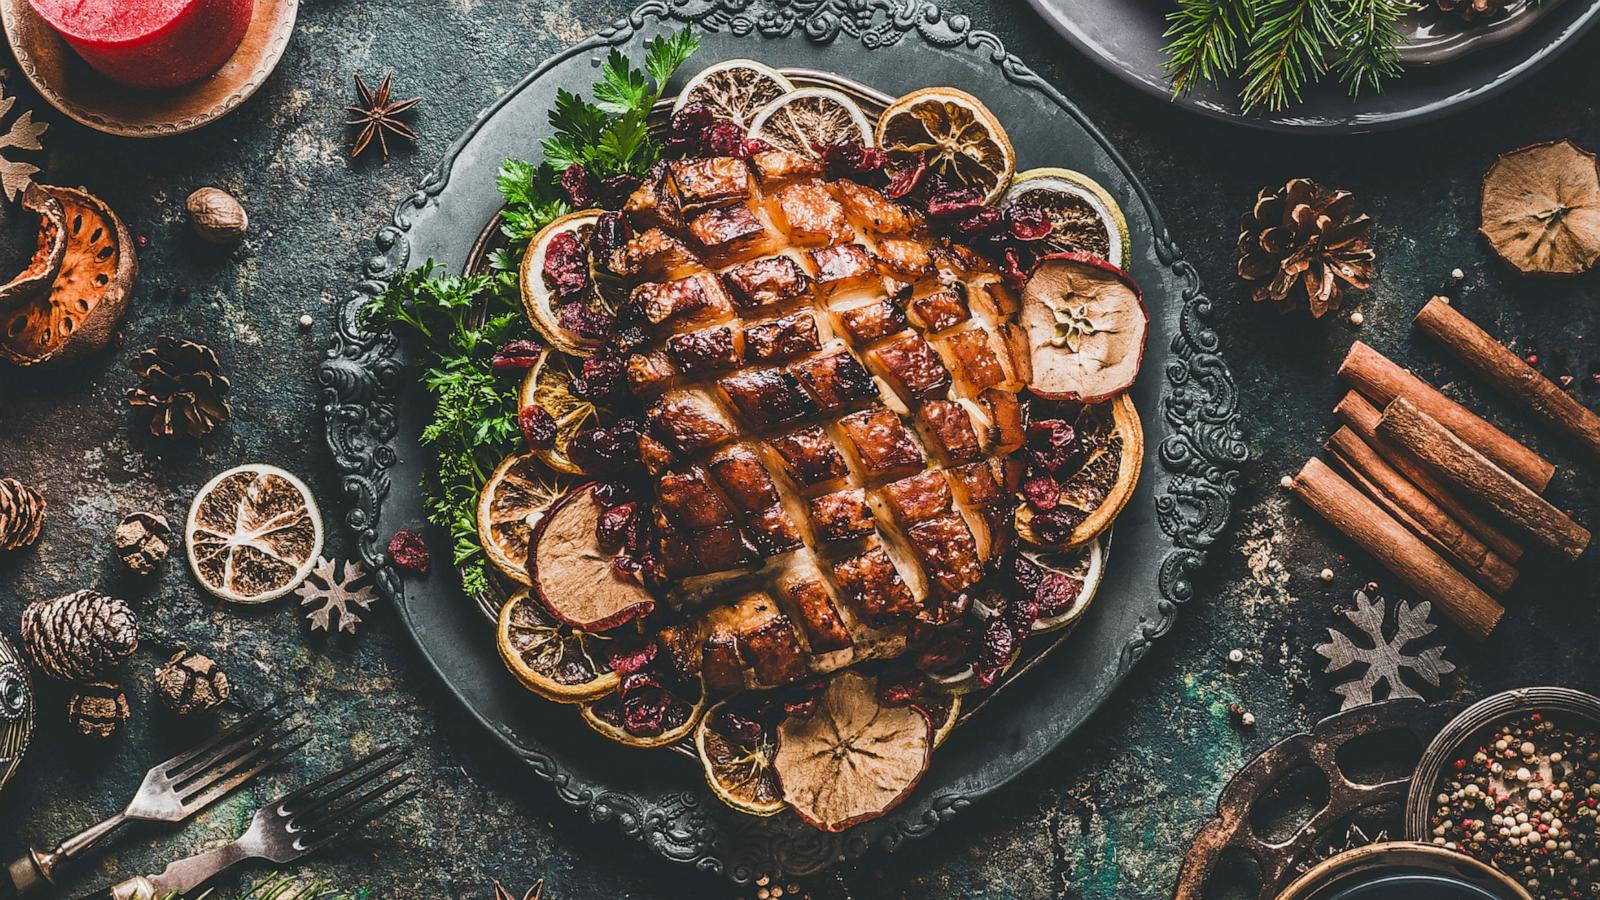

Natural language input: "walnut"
[186,187,247,244]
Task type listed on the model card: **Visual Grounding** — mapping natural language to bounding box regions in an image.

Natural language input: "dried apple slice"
[529,483,654,630]
[1020,252,1147,402]
[0,185,66,311]
[772,671,932,832]
[0,185,136,367]
[1480,139,1600,277]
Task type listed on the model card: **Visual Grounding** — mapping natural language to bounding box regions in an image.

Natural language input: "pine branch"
[1239,0,1340,112]
[1331,0,1408,97]
[1162,0,1252,95]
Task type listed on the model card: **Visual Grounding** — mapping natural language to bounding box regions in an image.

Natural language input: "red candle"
[27,0,255,90]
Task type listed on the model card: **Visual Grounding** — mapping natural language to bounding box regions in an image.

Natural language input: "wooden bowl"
[0,0,299,137]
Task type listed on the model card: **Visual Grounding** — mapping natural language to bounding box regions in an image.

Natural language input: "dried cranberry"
[611,554,641,583]
[598,175,642,210]
[386,529,430,576]
[716,708,764,745]
[620,674,669,737]
[590,211,632,266]
[1035,572,1081,618]
[1001,552,1044,597]
[556,302,615,341]
[973,617,1017,688]
[1003,595,1039,633]
[950,206,1003,238]
[926,188,985,219]
[568,425,631,474]
[1027,419,1079,473]
[1029,507,1085,546]
[915,630,973,675]
[571,355,625,402]
[818,140,889,179]
[635,551,668,592]
[1021,473,1061,512]
[592,480,634,507]
[781,683,820,719]
[518,404,557,452]
[669,102,716,138]
[1005,205,1054,242]
[885,154,929,200]
[742,137,774,157]
[1000,247,1030,290]
[541,230,590,301]
[595,501,638,552]
[490,339,544,372]
[609,641,657,676]
[703,120,749,158]
[876,671,922,706]
[559,163,593,208]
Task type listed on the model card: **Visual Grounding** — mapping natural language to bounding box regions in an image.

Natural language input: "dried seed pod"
[154,650,229,715]
[113,511,173,575]
[66,681,129,738]
[185,187,247,244]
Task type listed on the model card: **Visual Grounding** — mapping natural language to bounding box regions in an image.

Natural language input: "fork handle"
[69,878,156,900]
[5,813,130,896]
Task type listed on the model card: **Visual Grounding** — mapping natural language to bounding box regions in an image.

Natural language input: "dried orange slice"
[0,185,136,367]
[1001,168,1131,269]
[773,671,932,832]
[580,674,705,749]
[496,588,618,703]
[1015,395,1143,549]
[185,464,324,605]
[695,700,785,816]
[749,88,873,157]
[974,538,1105,633]
[477,453,572,585]
[913,691,961,748]
[519,210,608,358]
[673,60,794,129]
[1021,252,1149,403]
[0,185,65,311]
[519,352,603,476]
[876,87,1014,205]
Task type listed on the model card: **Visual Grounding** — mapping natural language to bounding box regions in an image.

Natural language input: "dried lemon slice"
[695,700,786,816]
[519,353,602,476]
[477,453,572,585]
[914,691,961,748]
[876,87,1014,205]
[749,87,873,157]
[579,674,704,749]
[974,538,1105,634]
[519,210,607,358]
[673,59,794,128]
[186,464,323,604]
[1002,168,1131,269]
[496,589,618,703]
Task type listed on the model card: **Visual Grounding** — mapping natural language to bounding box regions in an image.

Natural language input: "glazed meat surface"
[618,159,1027,692]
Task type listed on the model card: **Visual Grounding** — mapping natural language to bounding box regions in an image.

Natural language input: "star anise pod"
[346,70,420,160]
[492,879,542,900]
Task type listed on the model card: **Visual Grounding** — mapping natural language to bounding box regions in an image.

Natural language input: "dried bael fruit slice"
[580,673,705,749]
[0,185,66,311]
[496,589,618,702]
[1480,139,1600,277]
[1,185,136,367]
[749,88,874,157]
[520,353,604,476]
[695,699,786,816]
[1020,252,1148,403]
[1015,395,1143,549]
[520,210,607,357]
[773,671,932,832]
[477,452,573,586]
[1001,168,1130,269]
[673,60,794,129]
[529,483,655,630]
[876,87,1015,205]
[186,464,324,605]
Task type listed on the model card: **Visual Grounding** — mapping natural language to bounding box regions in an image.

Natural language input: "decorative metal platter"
[321,0,1244,881]
[1024,0,1600,133]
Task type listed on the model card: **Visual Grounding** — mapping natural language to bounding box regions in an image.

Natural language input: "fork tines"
[278,746,418,851]
[164,699,306,813]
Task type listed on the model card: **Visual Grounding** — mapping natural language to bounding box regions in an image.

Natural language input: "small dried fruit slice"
[186,464,324,604]
[1020,252,1148,402]
[520,352,604,476]
[580,674,705,749]
[975,538,1105,633]
[0,185,66,311]
[1480,139,1600,277]
[529,483,654,630]
[911,691,961,748]
[1001,168,1130,268]
[1,185,136,367]
[773,671,932,832]
[1015,395,1143,549]
[496,588,618,702]
[519,210,607,357]
[477,452,573,585]
[695,699,786,816]
[876,87,1015,205]
[673,59,794,128]
[749,88,874,157]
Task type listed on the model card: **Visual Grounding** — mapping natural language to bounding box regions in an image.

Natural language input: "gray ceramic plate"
[1025,0,1600,133]
[321,0,1244,881]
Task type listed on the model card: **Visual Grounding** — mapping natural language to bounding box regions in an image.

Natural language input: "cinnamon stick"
[1416,296,1600,460]
[1339,341,1555,492]
[1334,391,1525,564]
[1377,397,1591,561]
[1326,426,1518,594]
[1289,457,1504,640]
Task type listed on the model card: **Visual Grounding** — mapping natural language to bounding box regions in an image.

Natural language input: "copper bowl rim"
[1273,840,1532,900]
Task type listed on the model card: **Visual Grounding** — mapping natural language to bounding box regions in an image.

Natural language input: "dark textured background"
[2,2,1599,897]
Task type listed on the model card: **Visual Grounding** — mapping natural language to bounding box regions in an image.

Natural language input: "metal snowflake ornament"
[0,82,47,203]
[294,557,377,634]
[1315,590,1455,710]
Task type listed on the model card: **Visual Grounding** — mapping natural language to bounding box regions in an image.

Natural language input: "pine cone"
[0,478,45,550]
[66,681,129,738]
[20,591,139,682]
[154,650,229,715]
[1237,178,1376,318]
[126,337,232,440]
[1436,0,1508,20]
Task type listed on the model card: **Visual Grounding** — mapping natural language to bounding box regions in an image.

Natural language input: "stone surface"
[1,2,1599,897]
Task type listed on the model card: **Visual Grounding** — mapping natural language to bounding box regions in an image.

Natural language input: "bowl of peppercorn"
[1405,687,1600,900]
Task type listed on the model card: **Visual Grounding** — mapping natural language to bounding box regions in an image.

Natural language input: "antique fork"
[3,701,304,897]
[83,746,418,900]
